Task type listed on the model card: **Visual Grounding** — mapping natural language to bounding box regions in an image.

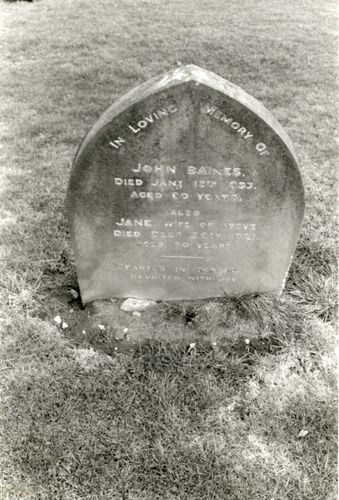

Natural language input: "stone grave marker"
[67,65,304,305]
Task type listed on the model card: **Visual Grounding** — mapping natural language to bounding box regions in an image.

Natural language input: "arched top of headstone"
[75,65,297,163]
[67,65,304,305]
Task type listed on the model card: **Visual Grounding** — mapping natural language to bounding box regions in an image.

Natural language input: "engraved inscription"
[116,262,241,284]
[112,152,258,259]
[107,101,269,156]
[107,101,264,288]
[128,104,178,135]
[113,161,256,205]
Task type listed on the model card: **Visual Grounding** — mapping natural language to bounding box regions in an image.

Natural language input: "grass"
[0,0,337,498]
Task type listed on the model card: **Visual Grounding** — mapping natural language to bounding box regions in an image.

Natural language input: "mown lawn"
[0,0,337,499]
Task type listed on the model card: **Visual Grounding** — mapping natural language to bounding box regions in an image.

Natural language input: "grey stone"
[67,65,304,305]
[120,298,157,312]
[70,289,79,299]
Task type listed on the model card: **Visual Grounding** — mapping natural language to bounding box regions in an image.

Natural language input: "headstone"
[67,65,304,305]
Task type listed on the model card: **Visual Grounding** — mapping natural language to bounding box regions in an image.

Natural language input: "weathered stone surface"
[67,65,304,305]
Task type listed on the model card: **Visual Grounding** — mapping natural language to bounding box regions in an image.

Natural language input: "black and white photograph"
[0,0,337,498]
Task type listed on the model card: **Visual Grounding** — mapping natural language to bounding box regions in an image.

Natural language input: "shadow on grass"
[1,313,336,500]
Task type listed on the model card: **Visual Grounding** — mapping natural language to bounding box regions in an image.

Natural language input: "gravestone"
[67,65,304,305]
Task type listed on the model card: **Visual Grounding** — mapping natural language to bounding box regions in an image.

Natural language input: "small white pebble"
[70,289,79,299]
[61,322,68,330]
[227,402,237,411]
[53,315,62,325]
[98,324,105,331]
[123,328,129,333]
[212,341,217,346]
[82,330,86,334]
[114,347,118,351]
[188,342,196,353]
[245,338,250,345]
[298,429,309,438]
[69,308,74,313]
[132,311,141,317]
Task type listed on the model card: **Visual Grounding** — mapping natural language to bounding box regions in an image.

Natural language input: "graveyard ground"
[0,0,337,499]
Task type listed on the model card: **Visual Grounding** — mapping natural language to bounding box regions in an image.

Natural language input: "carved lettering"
[128,105,178,135]
[115,218,153,227]
[132,163,176,175]
[114,178,143,186]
